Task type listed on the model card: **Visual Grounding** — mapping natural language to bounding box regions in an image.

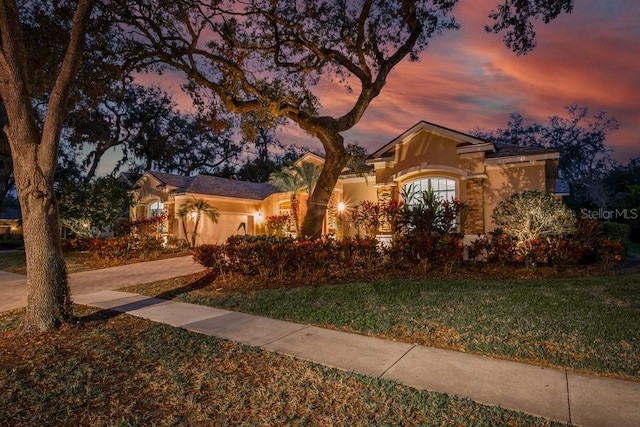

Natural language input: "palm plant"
[177,198,220,247]
[175,205,190,245]
[294,162,321,204]
[269,162,321,235]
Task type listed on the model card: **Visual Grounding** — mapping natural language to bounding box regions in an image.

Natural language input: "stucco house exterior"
[131,121,563,245]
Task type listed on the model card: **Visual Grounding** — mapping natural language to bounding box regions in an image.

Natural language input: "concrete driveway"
[0,256,205,312]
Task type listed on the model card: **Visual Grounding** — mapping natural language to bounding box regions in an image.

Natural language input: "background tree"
[56,175,132,237]
[235,127,287,182]
[269,166,305,235]
[294,162,322,206]
[607,158,640,207]
[606,158,640,241]
[117,0,572,238]
[66,83,244,181]
[474,104,618,209]
[0,0,97,331]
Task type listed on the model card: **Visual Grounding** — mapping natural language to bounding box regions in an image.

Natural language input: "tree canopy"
[117,0,574,238]
[56,175,132,237]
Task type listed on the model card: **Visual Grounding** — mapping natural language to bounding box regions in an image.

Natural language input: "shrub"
[402,190,465,236]
[465,235,489,262]
[484,230,517,265]
[191,235,384,280]
[493,190,575,263]
[597,237,625,270]
[434,233,464,274]
[264,214,291,237]
[602,222,630,254]
[547,236,585,265]
[351,201,382,237]
[339,237,380,270]
[192,244,229,276]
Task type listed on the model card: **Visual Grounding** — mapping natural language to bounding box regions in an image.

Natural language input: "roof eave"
[484,152,560,165]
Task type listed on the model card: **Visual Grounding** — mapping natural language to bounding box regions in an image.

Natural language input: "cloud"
[135,0,639,164]
[321,0,640,163]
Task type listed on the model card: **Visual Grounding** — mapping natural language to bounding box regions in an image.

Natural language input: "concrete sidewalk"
[74,290,640,427]
[0,256,205,312]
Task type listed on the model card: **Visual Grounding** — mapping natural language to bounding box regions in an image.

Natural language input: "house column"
[166,202,175,236]
[325,191,339,236]
[134,204,146,220]
[376,185,395,234]
[462,179,485,235]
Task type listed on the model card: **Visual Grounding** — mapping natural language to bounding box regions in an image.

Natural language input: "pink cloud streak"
[144,0,639,164]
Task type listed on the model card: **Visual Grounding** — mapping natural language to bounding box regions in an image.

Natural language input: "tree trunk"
[300,130,348,238]
[291,194,300,235]
[191,213,200,247]
[0,0,96,331]
[12,142,71,331]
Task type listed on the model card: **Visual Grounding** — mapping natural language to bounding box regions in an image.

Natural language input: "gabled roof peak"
[369,120,491,160]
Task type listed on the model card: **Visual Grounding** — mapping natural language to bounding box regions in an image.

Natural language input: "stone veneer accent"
[166,202,175,235]
[326,191,339,235]
[462,179,484,235]
[135,205,146,220]
[377,185,395,234]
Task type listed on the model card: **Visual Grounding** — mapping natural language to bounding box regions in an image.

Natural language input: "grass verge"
[0,306,562,426]
[122,272,640,381]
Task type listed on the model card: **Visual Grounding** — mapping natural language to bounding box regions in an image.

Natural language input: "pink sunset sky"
[137,0,639,166]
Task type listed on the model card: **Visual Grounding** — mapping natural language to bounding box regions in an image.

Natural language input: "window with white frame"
[402,177,456,206]
[148,201,165,217]
[148,200,167,233]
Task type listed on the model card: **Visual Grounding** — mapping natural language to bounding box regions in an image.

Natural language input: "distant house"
[0,206,21,236]
[131,121,563,244]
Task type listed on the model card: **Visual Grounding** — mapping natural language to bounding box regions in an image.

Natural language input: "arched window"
[403,177,456,206]
[148,200,165,218]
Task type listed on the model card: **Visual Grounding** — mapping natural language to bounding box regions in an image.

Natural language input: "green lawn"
[0,306,561,426]
[123,272,640,381]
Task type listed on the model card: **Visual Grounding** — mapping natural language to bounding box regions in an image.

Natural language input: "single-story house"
[131,121,563,245]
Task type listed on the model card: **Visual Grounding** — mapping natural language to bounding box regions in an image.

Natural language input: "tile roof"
[147,171,191,188]
[148,171,280,200]
[487,143,558,158]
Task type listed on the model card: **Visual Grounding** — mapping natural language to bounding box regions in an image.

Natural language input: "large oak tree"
[0,0,96,331]
[119,0,573,238]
